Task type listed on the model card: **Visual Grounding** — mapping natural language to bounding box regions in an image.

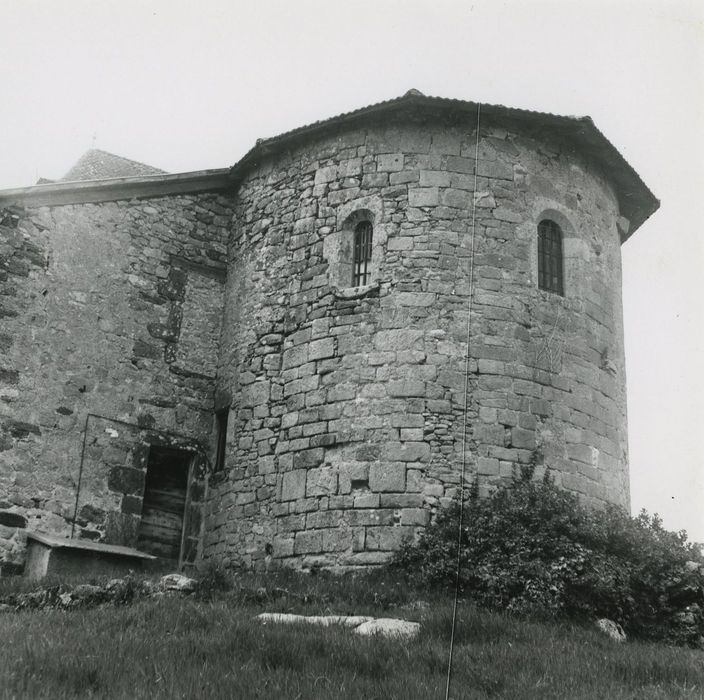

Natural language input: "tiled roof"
[1,91,659,238]
[61,149,166,182]
[230,90,659,238]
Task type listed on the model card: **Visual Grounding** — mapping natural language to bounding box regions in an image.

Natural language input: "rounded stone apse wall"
[204,111,628,569]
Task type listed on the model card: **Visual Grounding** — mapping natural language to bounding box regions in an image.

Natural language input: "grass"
[1,570,703,699]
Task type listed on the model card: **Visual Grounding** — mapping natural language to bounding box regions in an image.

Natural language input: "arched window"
[352,220,373,287]
[538,219,564,295]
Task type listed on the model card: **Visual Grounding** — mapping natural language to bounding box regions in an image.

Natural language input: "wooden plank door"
[137,448,190,562]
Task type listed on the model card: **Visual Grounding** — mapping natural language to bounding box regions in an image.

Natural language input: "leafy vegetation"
[2,469,703,697]
[393,466,704,647]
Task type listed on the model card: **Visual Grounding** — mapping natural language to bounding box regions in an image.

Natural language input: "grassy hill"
[1,571,702,699]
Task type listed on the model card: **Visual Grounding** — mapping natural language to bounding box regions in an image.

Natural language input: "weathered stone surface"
[354,618,420,639]
[0,101,637,575]
[107,467,145,496]
[369,463,406,492]
[160,573,198,593]
[281,470,307,501]
[595,618,627,642]
[257,612,374,627]
[256,612,419,639]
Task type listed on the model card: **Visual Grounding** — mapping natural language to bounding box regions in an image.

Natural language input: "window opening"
[214,409,228,472]
[352,221,373,287]
[538,219,564,295]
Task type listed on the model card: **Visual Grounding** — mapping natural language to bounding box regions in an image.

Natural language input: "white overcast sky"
[1,0,702,541]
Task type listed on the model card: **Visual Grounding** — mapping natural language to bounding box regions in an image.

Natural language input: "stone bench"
[25,531,156,580]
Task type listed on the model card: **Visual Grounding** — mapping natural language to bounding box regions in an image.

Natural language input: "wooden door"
[137,448,190,561]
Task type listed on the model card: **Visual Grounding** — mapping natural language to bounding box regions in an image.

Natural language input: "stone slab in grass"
[354,618,420,639]
[258,613,373,628]
[256,612,420,639]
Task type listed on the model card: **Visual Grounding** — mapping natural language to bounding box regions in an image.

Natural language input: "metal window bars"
[352,221,373,287]
[538,219,564,295]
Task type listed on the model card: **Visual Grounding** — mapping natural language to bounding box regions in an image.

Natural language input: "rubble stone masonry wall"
[0,106,637,574]
[0,194,231,572]
[205,112,629,569]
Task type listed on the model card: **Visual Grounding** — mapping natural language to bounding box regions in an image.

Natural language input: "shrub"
[392,467,704,646]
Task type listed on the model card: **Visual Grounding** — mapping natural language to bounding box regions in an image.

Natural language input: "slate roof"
[61,149,166,182]
[229,89,659,238]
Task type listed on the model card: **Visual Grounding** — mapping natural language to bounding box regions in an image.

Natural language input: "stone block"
[442,188,469,209]
[273,535,294,558]
[281,469,307,501]
[377,153,404,172]
[327,383,356,402]
[293,448,324,468]
[477,457,500,476]
[400,428,424,441]
[389,170,419,185]
[241,381,270,407]
[369,463,406,492]
[306,467,338,497]
[282,345,308,369]
[379,494,423,508]
[374,329,424,351]
[294,530,322,554]
[306,510,342,529]
[511,427,535,449]
[396,292,435,307]
[568,443,594,464]
[475,424,506,445]
[493,207,522,223]
[478,359,505,375]
[314,165,337,184]
[408,187,440,207]
[419,170,451,187]
[310,433,337,448]
[426,399,452,414]
[383,441,430,463]
[400,508,430,526]
[530,399,552,416]
[321,529,352,552]
[309,337,335,361]
[390,413,425,428]
[284,375,320,397]
[479,407,498,423]
[446,156,474,173]
[353,493,380,508]
[477,160,513,180]
[387,237,414,251]
[365,526,409,551]
[388,380,425,397]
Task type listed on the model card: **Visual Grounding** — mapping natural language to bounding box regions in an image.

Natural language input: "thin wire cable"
[445,102,481,700]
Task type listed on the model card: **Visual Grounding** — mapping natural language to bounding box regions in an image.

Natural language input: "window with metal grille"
[538,219,564,295]
[352,221,373,287]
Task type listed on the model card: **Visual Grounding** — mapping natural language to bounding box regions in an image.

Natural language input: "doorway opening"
[137,447,191,562]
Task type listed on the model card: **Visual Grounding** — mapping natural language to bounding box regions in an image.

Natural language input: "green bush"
[392,467,704,647]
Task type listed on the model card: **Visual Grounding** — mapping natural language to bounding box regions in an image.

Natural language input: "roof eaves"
[227,92,659,239]
[0,169,232,208]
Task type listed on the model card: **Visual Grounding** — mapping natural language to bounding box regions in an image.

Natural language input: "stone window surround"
[323,196,387,293]
[526,204,576,298]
